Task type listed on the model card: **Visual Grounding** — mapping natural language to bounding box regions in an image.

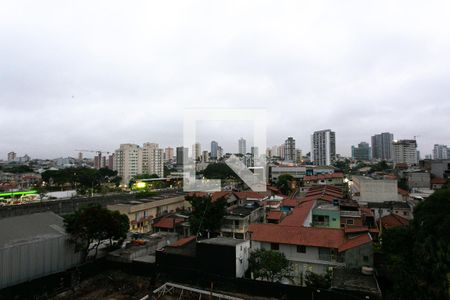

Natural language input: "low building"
[0,212,81,289]
[221,202,265,239]
[368,201,413,221]
[405,171,430,189]
[156,237,250,279]
[270,166,306,182]
[351,176,399,204]
[107,195,191,233]
[302,173,344,187]
[197,238,251,278]
[249,224,373,285]
[431,177,447,190]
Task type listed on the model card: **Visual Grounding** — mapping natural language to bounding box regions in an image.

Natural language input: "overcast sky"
[1,1,449,159]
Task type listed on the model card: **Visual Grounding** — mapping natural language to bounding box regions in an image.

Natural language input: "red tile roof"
[187,191,232,202]
[168,236,196,247]
[282,198,299,207]
[249,223,347,249]
[233,191,270,200]
[267,211,284,221]
[379,214,409,229]
[280,200,315,227]
[338,233,372,252]
[431,177,447,184]
[153,217,185,229]
[303,173,344,181]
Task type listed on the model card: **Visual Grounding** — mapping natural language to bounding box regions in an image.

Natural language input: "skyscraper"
[114,144,142,184]
[311,129,336,166]
[433,144,448,159]
[211,141,218,160]
[351,142,372,161]
[393,140,418,165]
[238,137,246,155]
[371,132,394,161]
[192,143,201,161]
[164,147,174,162]
[142,143,164,178]
[284,137,296,161]
[176,147,188,166]
[7,152,16,162]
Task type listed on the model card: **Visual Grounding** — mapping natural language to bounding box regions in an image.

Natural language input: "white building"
[142,143,164,178]
[192,143,201,161]
[238,138,246,155]
[284,137,296,161]
[311,129,336,166]
[164,147,174,162]
[392,139,418,165]
[433,144,448,160]
[115,143,142,184]
[351,176,399,204]
[0,212,81,289]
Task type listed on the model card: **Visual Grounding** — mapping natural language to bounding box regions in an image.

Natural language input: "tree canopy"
[304,270,332,289]
[248,248,291,282]
[186,194,226,237]
[41,167,121,192]
[64,204,129,261]
[202,163,238,179]
[275,174,294,195]
[381,188,450,300]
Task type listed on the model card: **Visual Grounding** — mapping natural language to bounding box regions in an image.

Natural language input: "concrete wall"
[352,176,398,203]
[235,240,251,278]
[0,236,81,289]
[343,243,373,269]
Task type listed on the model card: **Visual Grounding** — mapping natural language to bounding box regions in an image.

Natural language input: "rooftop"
[197,237,247,247]
[0,212,66,248]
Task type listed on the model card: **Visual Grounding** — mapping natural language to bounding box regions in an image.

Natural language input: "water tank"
[361,266,374,275]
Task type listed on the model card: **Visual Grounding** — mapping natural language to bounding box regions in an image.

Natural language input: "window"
[271,243,279,250]
[363,255,369,262]
[297,245,306,253]
[346,219,354,225]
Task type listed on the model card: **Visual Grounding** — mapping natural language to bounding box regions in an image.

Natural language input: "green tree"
[382,188,450,300]
[276,174,294,195]
[186,194,226,237]
[64,204,129,261]
[304,270,332,289]
[248,249,291,282]
[203,163,238,179]
[369,160,390,173]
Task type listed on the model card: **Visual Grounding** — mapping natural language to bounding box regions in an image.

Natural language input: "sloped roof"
[379,214,409,229]
[280,200,315,226]
[249,223,346,249]
[168,236,196,248]
[267,211,284,221]
[338,233,372,252]
[153,217,185,229]
[0,212,66,249]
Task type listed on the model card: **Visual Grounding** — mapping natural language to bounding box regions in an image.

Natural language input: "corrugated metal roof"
[0,212,66,249]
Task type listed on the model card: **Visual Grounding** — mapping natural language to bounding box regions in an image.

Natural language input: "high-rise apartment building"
[7,152,16,162]
[114,144,142,184]
[371,132,393,161]
[142,143,164,178]
[277,144,285,159]
[238,138,246,155]
[295,149,303,163]
[176,147,188,166]
[202,150,209,162]
[217,146,224,159]
[211,141,218,160]
[351,142,372,161]
[311,129,336,166]
[192,143,201,161]
[433,144,448,159]
[164,147,174,162]
[393,140,418,165]
[284,137,296,161]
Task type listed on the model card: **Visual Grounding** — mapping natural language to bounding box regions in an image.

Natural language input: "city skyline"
[1,1,450,159]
